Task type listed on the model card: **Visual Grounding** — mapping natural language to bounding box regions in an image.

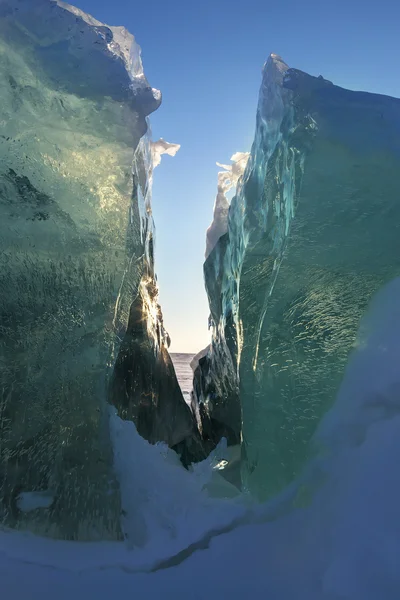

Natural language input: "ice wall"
[0,0,200,540]
[199,54,400,499]
[190,155,250,454]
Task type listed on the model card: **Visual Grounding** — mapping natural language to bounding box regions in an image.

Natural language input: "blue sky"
[74,0,399,352]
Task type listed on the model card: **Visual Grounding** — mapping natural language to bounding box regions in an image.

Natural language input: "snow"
[2,278,400,599]
[109,408,246,557]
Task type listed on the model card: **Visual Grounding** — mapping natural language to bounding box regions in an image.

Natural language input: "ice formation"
[205,152,249,259]
[3,278,400,599]
[196,53,400,499]
[1,0,400,596]
[150,138,181,169]
[0,0,201,540]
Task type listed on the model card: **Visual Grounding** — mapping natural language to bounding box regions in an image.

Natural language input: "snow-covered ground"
[3,278,400,599]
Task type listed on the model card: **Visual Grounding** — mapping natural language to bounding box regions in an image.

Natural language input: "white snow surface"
[3,279,400,599]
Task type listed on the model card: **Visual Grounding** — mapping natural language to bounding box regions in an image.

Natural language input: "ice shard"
[199,54,400,499]
[0,0,200,539]
[190,154,251,453]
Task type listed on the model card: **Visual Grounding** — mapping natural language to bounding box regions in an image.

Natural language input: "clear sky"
[74,0,399,352]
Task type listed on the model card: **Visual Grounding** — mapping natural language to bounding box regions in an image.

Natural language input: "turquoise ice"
[201,54,400,499]
[0,0,196,539]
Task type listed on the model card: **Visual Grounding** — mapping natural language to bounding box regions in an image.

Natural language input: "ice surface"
[0,0,196,539]
[190,346,210,372]
[200,53,400,499]
[205,152,249,259]
[2,279,400,598]
[192,150,252,451]
[151,138,181,168]
[17,491,55,513]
